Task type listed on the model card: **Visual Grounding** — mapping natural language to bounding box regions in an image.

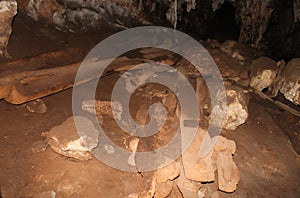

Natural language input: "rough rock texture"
[182,128,239,193]
[213,136,240,193]
[25,0,299,59]
[250,56,278,91]
[219,40,258,65]
[212,84,249,130]
[42,116,99,160]
[27,0,63,22]
[182,128,215,182]
[0,0,17,57]
[280,58,300,105]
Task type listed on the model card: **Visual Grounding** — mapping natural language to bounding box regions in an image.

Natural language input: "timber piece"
[0,48,85,77]
[254,90,300,117]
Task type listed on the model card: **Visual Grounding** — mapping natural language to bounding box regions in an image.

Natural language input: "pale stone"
[155,160,181,183]
[280,58,300,105]
[0,0,17,57]
[25,99,47,114]
[27,0,63,22]
[250,56,278,91]
[182,128,215,182]
[154,180,173,198]
[213,136,240,193]
[177,168,202,198]
[212,85,249,130]
[43,116,99,160]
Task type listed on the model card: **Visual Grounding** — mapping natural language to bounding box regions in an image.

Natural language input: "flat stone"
[182,128,215,182]
[25,99,47,114]
[43,116,99,160]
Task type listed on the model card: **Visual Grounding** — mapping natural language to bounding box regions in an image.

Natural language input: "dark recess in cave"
[206,1,240,41]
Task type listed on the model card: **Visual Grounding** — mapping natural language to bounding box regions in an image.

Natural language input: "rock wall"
[0,0,18,57]
[25,0,299,60]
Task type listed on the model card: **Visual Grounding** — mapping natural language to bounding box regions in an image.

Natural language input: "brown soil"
[0,14,299,198]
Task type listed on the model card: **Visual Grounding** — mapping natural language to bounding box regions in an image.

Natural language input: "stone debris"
[279,58,300,105]
[180,129,239,194]
[155,160,181,184]
[0,0,17,57]
[31,139,48,154]
[37,191,56,198]
[219,40,256,65]
[27,0,63,22]
[154,180,173,198]
[213,136,240,193]
[177,167,202,198]
[42,116,99,160]
[212,85,249,130]
[182,128,215,182]
[250,56,279,92]
[25,99,47,114]
[82,99,123,123]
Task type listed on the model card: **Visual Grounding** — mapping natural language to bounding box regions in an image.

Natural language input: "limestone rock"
[0,0,17,57]
[213,136,240,193]
[155,160,181,184]
[250,57,278,91]
[43,116,99,160]
[212,85,249,130]
[82,99,123,124]
[280,58,300,105]
[177,168,202,198]
[25,99,47,114]
[182,128,215,182]
[219,40,257,65]
[154,180,173,198]
[27,0,63,22]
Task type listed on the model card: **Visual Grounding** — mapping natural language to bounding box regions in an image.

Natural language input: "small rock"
[43,116,99,160]
[37,191,56,198]
[177,167,202,198]
[25,99,47,114]
[250,56,278,91]
[31,140,48,153]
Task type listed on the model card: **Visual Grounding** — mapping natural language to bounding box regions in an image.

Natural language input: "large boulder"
[0,0,17,57]
[280,58,300,105]
[250,56,279,92]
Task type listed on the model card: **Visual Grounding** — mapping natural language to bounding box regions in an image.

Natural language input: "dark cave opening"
[206,1,240,42]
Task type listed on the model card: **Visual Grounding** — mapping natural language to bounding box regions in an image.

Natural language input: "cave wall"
[21,0,300,60]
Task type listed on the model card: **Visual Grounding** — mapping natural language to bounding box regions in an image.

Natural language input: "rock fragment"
[250,56,278,92]
[213,136,240,193]
[25,99,47,114]
[212,85,249,130]
[0,0,17,57]
[42,116,99,160]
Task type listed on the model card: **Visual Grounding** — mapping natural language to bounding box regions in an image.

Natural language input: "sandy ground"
[0,14,299,198]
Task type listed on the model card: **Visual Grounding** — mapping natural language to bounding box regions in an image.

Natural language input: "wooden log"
[0,48,85,77]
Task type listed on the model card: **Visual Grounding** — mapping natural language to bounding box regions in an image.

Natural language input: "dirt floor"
[0,14,299,198]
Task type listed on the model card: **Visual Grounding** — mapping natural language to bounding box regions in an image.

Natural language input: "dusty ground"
[0,14,299,198]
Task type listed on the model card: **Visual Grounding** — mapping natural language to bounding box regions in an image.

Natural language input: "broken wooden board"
[0,47,85,77]
[0,48,175,104]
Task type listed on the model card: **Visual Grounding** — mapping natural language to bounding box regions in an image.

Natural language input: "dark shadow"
[207,1,240,41]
